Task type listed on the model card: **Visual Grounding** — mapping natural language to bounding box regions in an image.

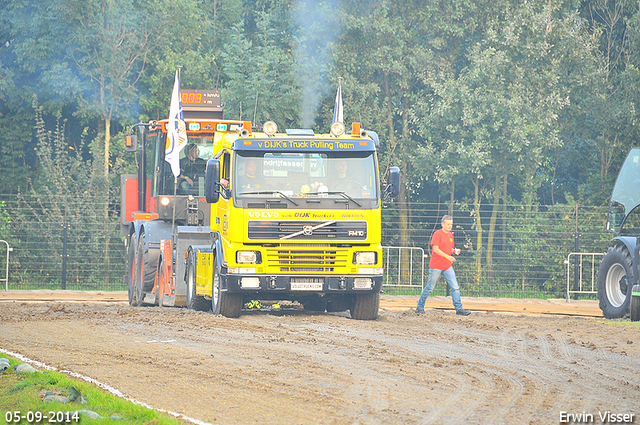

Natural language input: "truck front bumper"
[222,274,383,294]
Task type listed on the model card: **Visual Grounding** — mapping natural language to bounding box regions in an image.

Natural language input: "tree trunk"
[104,114,111,178]
[383,73,412,284]
[449,180,455,216]
[103,113,111,277]
[473,175,483,287]
[501,173,508,251]
[486,173,504,281]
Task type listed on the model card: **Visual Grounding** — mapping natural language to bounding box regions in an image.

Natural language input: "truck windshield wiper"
[238,190,299,206]
[307,191,361,206]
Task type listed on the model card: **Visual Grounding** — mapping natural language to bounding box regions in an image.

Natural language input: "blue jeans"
[416,266,463,311]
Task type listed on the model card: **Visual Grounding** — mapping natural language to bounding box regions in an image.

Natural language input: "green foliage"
[10,104,123,288]
[0,354,184,424]
[2,0,639,207]
[220,11,302,127]
[1,0,639,295]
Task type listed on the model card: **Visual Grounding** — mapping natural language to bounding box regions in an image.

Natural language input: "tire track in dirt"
[2,303,639,424]
[319,320,547,424]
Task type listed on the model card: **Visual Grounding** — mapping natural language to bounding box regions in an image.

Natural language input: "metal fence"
[380,201,610,298]
[565,252,604,301]
[382,246,425,289]
[1,240,10,291]
[0,194,611,298]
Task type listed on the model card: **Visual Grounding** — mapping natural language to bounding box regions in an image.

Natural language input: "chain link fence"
[0,194,611,298]
[381,202,610,298]
[0,194,125,290]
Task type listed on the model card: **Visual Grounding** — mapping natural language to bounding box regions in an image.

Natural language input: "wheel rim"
[606,263,628,308]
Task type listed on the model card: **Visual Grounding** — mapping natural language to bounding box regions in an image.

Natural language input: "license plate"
[290,278,323,291]
[354,278,372,289]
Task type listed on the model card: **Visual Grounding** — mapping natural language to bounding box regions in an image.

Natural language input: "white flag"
[165,70,188,177]
[332,79,343,124]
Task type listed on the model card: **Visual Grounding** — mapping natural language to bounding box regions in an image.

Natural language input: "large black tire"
[597,245,633,319]
[186,251,210,311]
[131,232,146,307]
[630,284,640,322]
[211,256,242,318]
[126,232,138,306]
[350,292,380,320]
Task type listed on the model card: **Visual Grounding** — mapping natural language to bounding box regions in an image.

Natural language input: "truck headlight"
[237,251,260,264]
[354,252,376,265]
[330,121,345,137]
[263,121,278,136]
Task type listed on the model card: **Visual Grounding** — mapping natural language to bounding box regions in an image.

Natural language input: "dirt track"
[1,295,639,424]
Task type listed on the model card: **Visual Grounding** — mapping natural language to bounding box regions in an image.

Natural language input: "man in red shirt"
[416,215,471,316]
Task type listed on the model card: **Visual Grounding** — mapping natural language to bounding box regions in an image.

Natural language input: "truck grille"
[248,220,367,241]
[265,246,349,272]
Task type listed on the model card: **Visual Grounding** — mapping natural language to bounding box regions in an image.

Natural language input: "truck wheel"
[127,232,138,306]
[350,292,380,320]
[597,245,633,318]
[211,256,242,318]
[186,252,210,311]
[630,285,640,322]
[131,232,146,307]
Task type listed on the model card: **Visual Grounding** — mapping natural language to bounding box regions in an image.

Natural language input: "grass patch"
[598,319,640,329]
[0,354,185,424]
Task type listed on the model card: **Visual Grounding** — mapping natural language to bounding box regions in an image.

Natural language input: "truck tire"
[350,292,380,320]
[186,252,210,311]
[127,232,138,306]
[131,232,146,307]
[211,256,242,318]
[133,228,158,306]
[630,285,640,322]
[597,245,633,319]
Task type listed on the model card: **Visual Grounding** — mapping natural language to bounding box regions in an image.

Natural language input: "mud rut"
[1,302,639,424]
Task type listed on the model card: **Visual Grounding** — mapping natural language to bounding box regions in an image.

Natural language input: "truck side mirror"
[387,166,400,198]
[125,135,137,152]
[205,159,221,203]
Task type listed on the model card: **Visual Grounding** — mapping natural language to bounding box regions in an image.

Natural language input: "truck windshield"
[147,131,217,197]
[234,152,378,200]
[609,148,640,234]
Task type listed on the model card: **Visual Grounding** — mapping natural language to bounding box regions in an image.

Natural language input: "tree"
[51,0,181,178]
[220,10,302,127]
[13,103,117,287]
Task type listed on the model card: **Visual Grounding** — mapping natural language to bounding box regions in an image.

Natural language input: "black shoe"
[415,308,425,314]
[456,309,471,316]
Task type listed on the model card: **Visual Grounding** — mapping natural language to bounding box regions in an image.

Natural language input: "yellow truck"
[122,89,399,320]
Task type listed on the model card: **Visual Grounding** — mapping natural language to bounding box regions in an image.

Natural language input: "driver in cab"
[221,158,267,192]
[328,159,359,193]
[178,144,206,195]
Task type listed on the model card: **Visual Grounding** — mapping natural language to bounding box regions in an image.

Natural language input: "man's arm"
[432,245,456,263]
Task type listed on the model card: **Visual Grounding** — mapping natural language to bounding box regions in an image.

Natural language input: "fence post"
[61,206,68,290]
